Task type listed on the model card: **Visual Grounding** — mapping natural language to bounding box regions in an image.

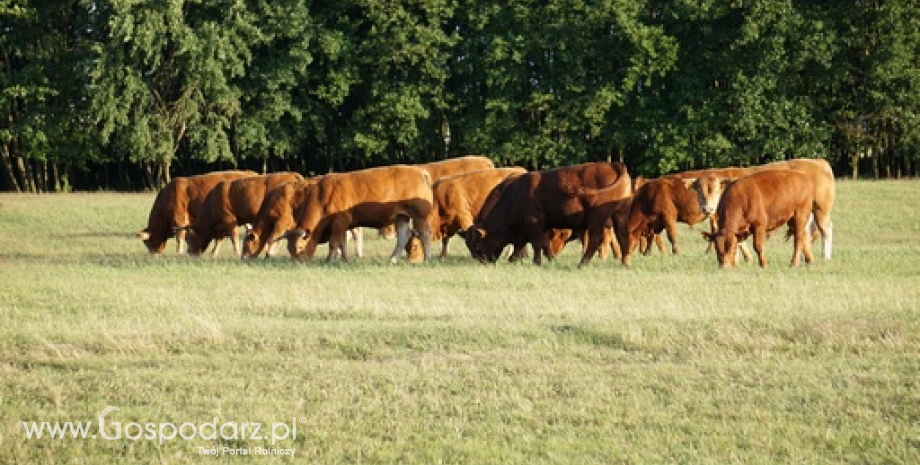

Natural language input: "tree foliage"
[1,0,918,191]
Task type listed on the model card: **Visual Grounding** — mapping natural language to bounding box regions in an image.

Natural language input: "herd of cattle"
[137,155,835,268]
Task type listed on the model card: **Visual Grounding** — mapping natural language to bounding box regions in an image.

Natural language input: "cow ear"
[720,179,732,190]
[244,224,253,232]
[683,178,697,191]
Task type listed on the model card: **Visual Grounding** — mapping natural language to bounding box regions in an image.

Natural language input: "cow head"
[545,229,574,258]
[702,230,738,268]
[181,226,209,256]
[279,228,310,259]
[464,227,501,263]
[137,228,166,254]
[404,230,426,263]
[687,175,731,217]
[241,225,261,259]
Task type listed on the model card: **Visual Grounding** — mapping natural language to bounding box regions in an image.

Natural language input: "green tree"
[0,0,96,192]
[89,0,256,188]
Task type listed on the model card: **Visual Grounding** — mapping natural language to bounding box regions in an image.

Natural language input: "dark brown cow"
[284,165,434,263]
[426,167,527,257]
[185,172,304,256]
[138,170,257,254]
[465,162,632,266]
[704,169,815,268]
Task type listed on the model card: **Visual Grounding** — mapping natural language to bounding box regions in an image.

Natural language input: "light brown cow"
[138,170,257,254]
[704,169,815,268]
[681,158,835,259]
[184,172,304,256]
[240,178,364,259]
[426,167,527,257]
[283,165,434,263]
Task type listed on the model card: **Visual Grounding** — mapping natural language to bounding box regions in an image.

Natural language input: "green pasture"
[0,180,918,464]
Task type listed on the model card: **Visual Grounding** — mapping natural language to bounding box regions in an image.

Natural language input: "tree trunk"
[16,156,36,192]
[0,144,22,192]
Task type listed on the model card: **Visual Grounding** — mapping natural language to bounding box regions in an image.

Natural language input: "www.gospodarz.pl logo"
[21,406,301,449]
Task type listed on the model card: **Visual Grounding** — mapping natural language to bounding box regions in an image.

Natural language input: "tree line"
[2,0,918,192]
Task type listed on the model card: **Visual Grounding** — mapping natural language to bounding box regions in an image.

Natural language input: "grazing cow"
[681,158,835,259]
[184,172,304,256]
[138,170,257,254]
[704,169,815,268]
[240,178,364,259]
[425,167,527,257]
[616,176,707,267]
[465,162,632,266]
[283,165,434,263]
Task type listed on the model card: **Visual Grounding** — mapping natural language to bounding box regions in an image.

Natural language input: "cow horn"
[244,224,253,232]
[476,227,487,239]
[137,230,151,240]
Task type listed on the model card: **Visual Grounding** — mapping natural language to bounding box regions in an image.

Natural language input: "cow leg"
[639,235,652,255]
[210,237,224,257]
[753,226,768,268]
[231,228,241,257]
[350,228,364,258]
[507,241,528,262]
[664,218,680,254]
[579,228,605,267]
[389,216,411,264]
[176,228,187,255]
[704,217,717,254]
[414,220,433,262]
[813,210,833,260]
[608,229,622,260]
[738,240,753,263]
[792,210,814,267]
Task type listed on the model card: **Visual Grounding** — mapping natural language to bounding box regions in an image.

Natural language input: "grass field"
[0,180,918,464]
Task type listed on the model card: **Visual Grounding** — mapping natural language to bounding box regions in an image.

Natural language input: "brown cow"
[240,178,364,259]
[704,169,815,268]
[682,158,835,259]
[425,167,527,258]
[138,170,257,254]
[283,165,434,263]
[184,172,304,256]
[465,162,632,266]
[617,176,708,267]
